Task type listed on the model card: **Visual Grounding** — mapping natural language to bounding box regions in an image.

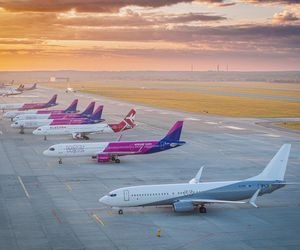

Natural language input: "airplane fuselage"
[100,180,284,208]
[43,140,185,158]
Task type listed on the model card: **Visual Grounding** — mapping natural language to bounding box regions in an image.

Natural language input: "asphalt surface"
[0,87,299,250]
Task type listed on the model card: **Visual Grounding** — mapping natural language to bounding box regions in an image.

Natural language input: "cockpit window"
[37,128,41,131]
[49,147,55,151]
[109,193,117,197]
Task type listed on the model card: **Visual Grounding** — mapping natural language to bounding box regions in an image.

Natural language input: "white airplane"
[100,144,294,215]
[33,109,136,140]
[11,105,104,133]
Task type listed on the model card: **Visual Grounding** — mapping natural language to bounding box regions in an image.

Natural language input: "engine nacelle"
[97,153,110,163]
[173,201,194,212]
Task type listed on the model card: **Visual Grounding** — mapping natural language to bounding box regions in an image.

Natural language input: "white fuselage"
[100,181,237,207]
[33,123,114,136]
[11,119,52,129]
[4,110,38,119]
[14,114,51,121]
[44,142,108,157]
[0,103,23,110]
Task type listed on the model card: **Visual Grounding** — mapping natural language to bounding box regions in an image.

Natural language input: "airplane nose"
[99,196,108,204]
[11,123,19,128]
[43,150,49,156]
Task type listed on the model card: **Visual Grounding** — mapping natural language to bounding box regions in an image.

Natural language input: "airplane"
[21,83,37,91]
[0,94,58,111]
[43,120,184,164]
[0,83,24,97]
[4,99,81,120]
[11,105,104,133]
[33,109,136,140]
[99,144,293,215]
[65,82,76,93]
[0,80,14,88]
[13,100,96,121]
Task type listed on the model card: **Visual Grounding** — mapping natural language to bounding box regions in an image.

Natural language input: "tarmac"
[0,87,299,250]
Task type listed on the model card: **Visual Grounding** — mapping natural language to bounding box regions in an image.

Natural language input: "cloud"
[1,1,298,13]
[0,0,219,13]
[273,10,299,23]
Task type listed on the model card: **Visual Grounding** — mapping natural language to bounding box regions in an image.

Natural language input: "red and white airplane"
[0,94,58,111]
[33,109,136,140]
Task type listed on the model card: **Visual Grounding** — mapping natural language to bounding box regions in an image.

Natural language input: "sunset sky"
[0,0,300,71]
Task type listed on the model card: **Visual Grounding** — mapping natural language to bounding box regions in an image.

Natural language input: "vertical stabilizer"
[90,105,103,121]
[80,102,95,116]
[249,144,291,181]
[63,99,78,113]
[47,94,58,105]
[161,121,184,142]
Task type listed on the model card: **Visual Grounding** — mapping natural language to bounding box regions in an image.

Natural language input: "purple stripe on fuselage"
[103,140,164,155]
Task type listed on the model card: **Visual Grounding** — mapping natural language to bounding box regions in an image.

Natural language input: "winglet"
[249,189,260,208]
[189,166,204,184]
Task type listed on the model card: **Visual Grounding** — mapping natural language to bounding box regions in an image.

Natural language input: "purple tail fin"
[80,102,95,117]
[90,105,103,121]
[63,99,78,113]
[161,121,184,142]
[47,94,58,105]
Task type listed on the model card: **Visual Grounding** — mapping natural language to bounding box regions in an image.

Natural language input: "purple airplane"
[44,121,185,164]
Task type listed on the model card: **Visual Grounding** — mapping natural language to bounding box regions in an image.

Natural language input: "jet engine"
[97,153,110,163]
[173,201,194,212]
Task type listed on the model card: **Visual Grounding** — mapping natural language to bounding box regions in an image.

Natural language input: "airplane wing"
[191,199,246,205]
[188,189,261,208]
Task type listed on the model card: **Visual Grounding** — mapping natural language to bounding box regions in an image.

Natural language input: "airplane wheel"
[199,206,206,213]
[115,159,121,164]
[111,156,116,161]
[58,159,62,164]
[118,209,123,215]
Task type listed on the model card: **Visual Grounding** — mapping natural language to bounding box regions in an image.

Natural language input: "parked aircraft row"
[0,82,37,97]
[0,93,295,215]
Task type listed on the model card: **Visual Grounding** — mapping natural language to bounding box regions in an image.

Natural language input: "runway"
[0,87,299,250]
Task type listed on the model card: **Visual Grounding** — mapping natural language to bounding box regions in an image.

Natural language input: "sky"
[0,0,300,71]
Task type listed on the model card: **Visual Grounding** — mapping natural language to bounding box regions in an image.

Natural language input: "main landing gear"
[199,205,207,213]
[118,209,123,215]
[111,156,120,164]
[19,126,24,134]
[58,158,62,164]
[44,136,47,141]
[82,135,89,140]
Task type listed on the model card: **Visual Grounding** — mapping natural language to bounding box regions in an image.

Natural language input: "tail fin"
[90,105,103,121]
[32,83,37,89]
[63,99,78,113]
[47,94,58,105]
[108,109,136,132]
[80,102,95,116]
[16,84,24,91]
[249,144,291,181]
[161,121,184,142]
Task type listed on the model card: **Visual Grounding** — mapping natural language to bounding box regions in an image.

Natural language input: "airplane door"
[124,190,130,201]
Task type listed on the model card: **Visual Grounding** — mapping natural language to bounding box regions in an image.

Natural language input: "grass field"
[276,122,300,131]
[46,81,300,118]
